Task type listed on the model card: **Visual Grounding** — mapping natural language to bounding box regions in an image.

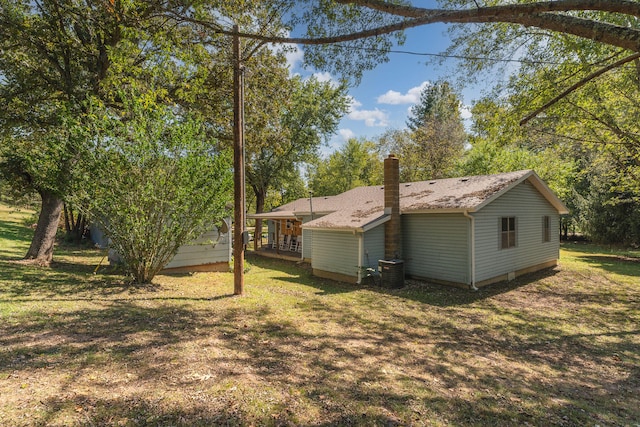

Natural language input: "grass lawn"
[1,204,638,426]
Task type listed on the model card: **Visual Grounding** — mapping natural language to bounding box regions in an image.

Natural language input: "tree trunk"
[63,203,89,243]
[253,188,266,251]
[63,204,72,236]
[25,190,63,266]
[71,211,86,243]
[77,213,87,242]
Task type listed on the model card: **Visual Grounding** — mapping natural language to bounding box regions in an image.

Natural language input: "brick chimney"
[384,154,401,259]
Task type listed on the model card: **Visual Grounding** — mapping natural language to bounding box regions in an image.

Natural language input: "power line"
[392,49,560,65]
[330,44,564,65]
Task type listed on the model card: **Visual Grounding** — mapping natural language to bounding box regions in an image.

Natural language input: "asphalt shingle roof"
[250,170,568,230]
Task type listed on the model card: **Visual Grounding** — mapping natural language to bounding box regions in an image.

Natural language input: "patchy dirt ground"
[0,228,638,426]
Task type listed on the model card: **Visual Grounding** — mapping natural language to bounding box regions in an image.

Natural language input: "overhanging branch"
[520,52,640,125]
[337,0,640,19]
[165,2,640,53]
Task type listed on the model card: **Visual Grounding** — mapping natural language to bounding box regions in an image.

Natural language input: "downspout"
[463,210,478,291]
[357,232,364,284]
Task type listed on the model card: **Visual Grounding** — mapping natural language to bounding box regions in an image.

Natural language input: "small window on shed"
[501,217,516,249]
[543,215,551,242]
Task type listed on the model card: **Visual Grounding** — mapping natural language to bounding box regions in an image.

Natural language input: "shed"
[92,219,232,273]
[161,219,231,273]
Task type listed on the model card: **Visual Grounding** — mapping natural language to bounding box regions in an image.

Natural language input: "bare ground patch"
[0,248,638,426]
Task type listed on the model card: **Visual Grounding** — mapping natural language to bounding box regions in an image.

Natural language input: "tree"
[426,1,640,244]
[463,92,583,234]
[244,72,349,249]
[458,24,640,243]
[457,139,576,201]
[575,157,640,245]
[0,106,83,264]
[188,1,640,84]
[0,0,203,265]
[62,202,89,243]
[6,0,640,264]
[462,69,640,244]
[189,0,640,197]
[408,81,467,179]
[442,3,640,190]
[407,81,460,132]
[75,93,233,284]
[376,81,466,181]
[375,129,416,182]
[310,138,382,196]
[180,1,640,210]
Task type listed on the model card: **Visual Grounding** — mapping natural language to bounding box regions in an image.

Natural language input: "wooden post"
[233,25,245,296]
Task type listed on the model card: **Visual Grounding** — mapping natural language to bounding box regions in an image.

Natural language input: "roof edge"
[301,225,362,233]
[362,214,391,232]
[247,212,301,220]
[526,173,570,214]
[402,208,470,215]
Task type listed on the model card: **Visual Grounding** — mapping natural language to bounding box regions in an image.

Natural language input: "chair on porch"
[289,236,298,252]
[279,235,289,251]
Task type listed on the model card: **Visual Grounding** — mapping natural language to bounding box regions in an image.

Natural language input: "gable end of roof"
[473,170,569,214]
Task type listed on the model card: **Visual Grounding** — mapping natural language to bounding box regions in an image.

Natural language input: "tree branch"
[520,52,640,125]
[337,0,640,19]
[487,13,640,53]
[164,2,640,53]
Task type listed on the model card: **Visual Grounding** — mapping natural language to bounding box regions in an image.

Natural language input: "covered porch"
[248,212,304,261]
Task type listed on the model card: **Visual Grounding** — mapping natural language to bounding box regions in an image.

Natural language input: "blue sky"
[284,22,494,156]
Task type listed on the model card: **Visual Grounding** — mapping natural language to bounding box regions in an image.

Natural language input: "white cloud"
[348,96,362,109]
[348,109,388,127]
[347,97,389,127]
[460,104,472,120]
[339,128,356,141]
[307,71,340,88]
[312,71,333,83]
[284,45,304,72]
[322,136,342,156]
[377,81,430,105]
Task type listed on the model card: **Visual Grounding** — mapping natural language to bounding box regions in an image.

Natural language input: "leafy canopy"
[310,138,382,196]
[75,92,233,284]
[376,81,467,182]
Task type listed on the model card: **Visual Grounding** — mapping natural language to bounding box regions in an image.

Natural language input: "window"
[501,217,516,249]
[543,215,551,242]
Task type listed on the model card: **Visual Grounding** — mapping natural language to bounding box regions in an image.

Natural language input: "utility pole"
[233,25,245,296]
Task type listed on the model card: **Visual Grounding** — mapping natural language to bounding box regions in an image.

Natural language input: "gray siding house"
[250,155,568,289]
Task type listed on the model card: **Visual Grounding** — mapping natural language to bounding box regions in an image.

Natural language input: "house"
[250,155,569,289]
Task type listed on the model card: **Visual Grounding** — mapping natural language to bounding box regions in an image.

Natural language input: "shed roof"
[249,170,569,231]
